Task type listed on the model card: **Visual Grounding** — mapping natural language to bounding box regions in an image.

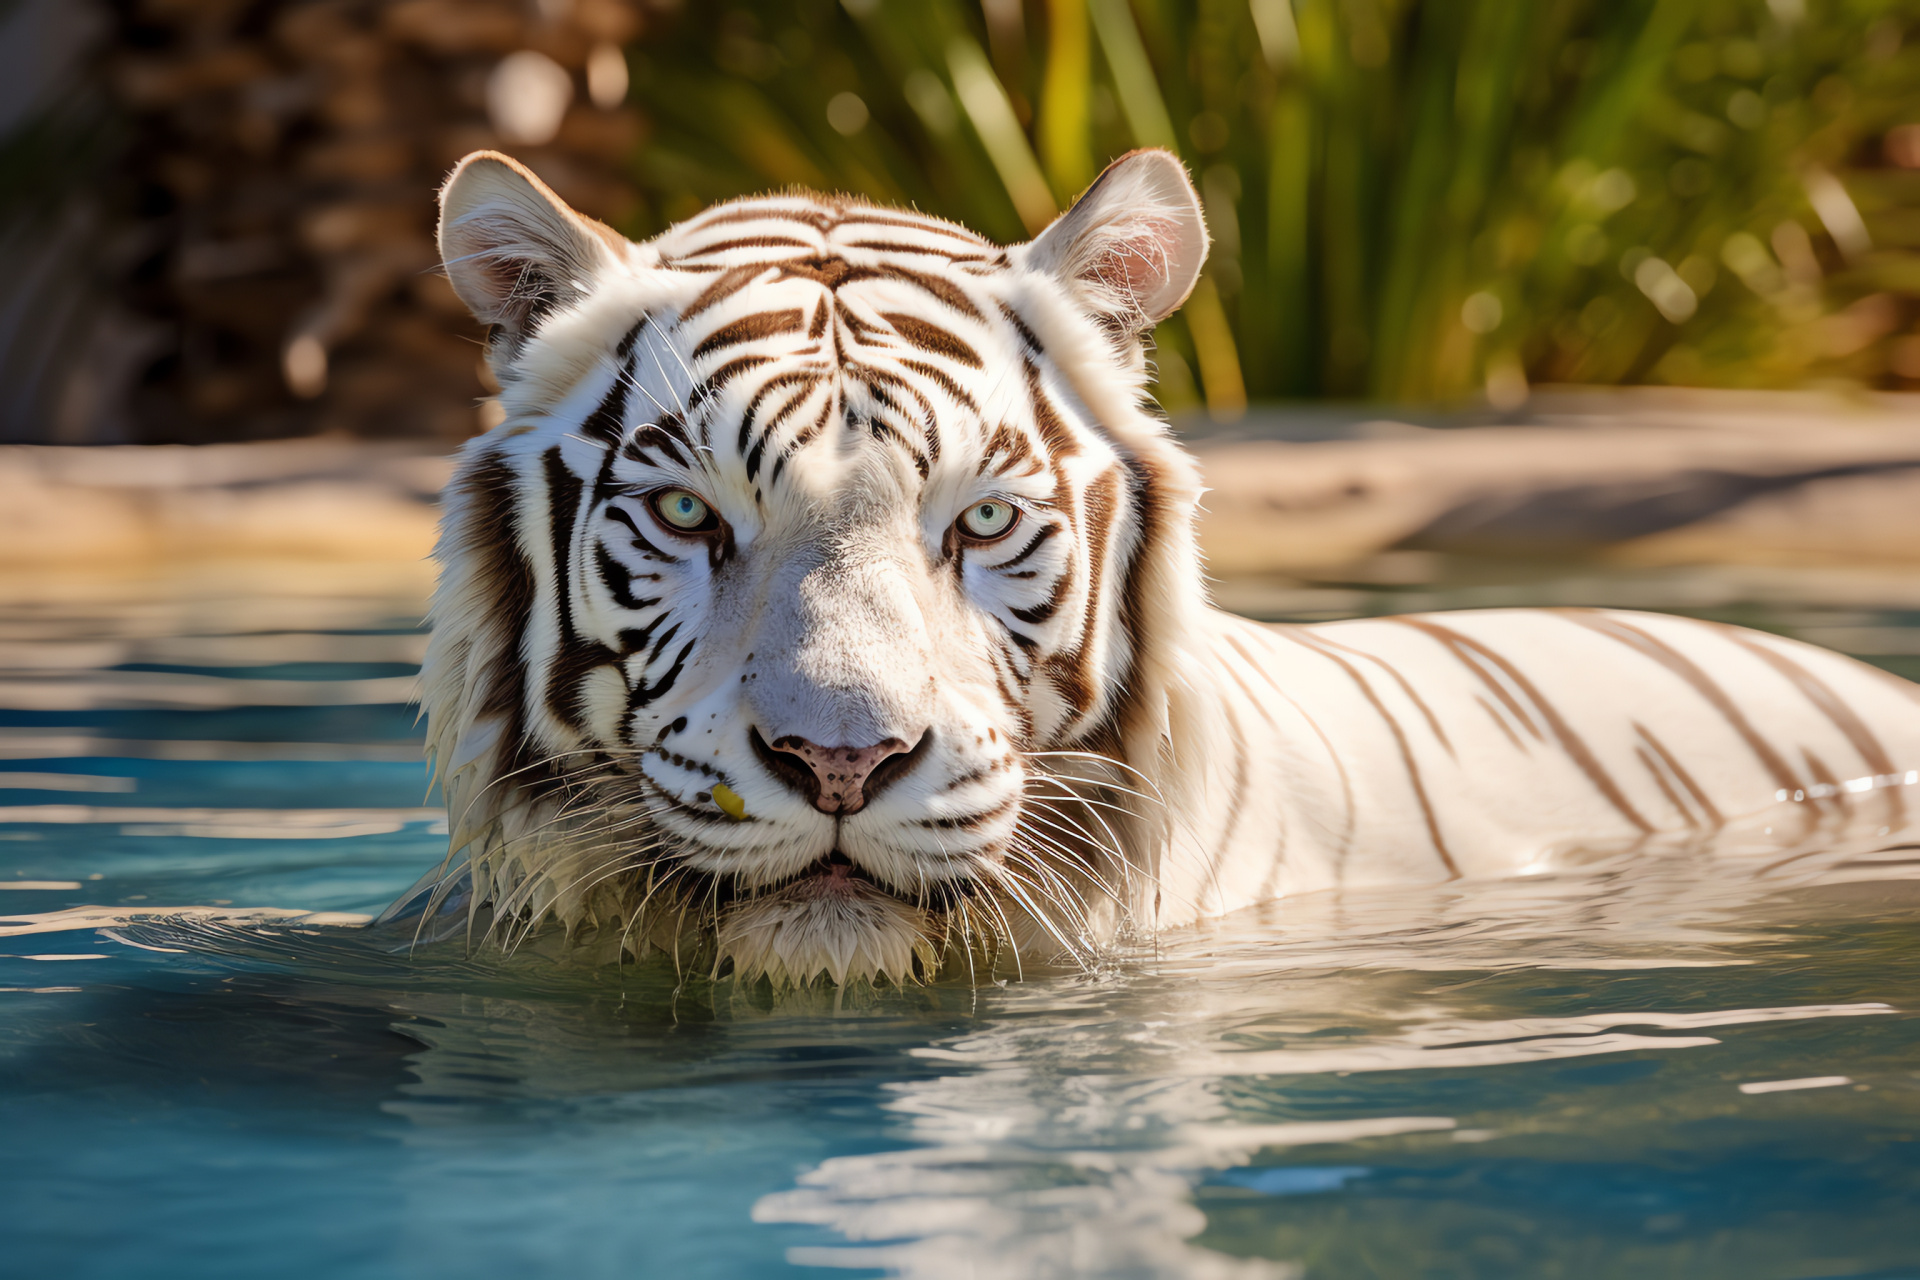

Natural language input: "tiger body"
[1172,609,1918,915]
[402,148,1920,983]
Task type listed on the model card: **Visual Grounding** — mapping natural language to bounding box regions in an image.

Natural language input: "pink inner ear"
[1082,214,1181,310]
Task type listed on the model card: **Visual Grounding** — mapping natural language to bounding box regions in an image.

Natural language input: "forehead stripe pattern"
[641,191,1111,718]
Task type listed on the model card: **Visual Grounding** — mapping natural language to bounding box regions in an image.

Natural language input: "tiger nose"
[759,733,919,815]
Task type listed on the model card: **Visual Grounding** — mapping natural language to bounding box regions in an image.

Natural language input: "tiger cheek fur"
[409,148,1210,986]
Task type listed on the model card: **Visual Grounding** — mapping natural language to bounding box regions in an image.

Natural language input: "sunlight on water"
[2,557,1918,1279]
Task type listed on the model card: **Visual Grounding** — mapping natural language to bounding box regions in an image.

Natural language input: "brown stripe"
[682,235,817,256]
[1039,469,1122,725]
[625,424,688,468]
[1802,748,1846,811]
[678,263,770,321]
[1635,721,1725,828]
[1715,625,1906,825]
[772,395,837,487]
[577,359,632,445]
[1398,620,1542,742]
[847,240,992,261]
[1010,595,1061,626]
[855,363,940,459]
[1311,633,1454,757]
[688,357,775,418]
[682,205,832,233]
[745,379,824,482]
[1279,627,1460,876]
[981,421,1040,477]
[690,308,804,360]
[833,210,988,241]
[1395,616,1653,834]
[1635,745,1696,828]
[882,313,982,367]
[833,295,884,337]
[541,448,620,732]
[736,369,822,453]
[1025,361,1080,461]
[898,358,980,416]
[1216,699,1254,858]
[1474,695,1524,750]
[1557,611,1802,798]
[1226,629,1358,871]
[867,265,980,320]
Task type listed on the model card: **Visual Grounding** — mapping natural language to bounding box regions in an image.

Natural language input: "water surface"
[3,556,1918,1279]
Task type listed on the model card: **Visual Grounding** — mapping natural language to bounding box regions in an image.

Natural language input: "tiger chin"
[382,147,1920,988]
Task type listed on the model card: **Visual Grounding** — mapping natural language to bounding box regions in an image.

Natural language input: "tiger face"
[416,149,1210,986]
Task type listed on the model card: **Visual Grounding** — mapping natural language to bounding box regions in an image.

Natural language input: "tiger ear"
[437,151,622,360]
[1023,148,1210,337]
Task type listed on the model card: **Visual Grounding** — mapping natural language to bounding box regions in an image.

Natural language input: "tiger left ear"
[438,151,623,364]
[1022,149,1210,337]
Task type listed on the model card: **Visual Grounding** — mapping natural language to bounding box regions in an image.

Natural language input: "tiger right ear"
[438,151,622,360]
[1023,148,1210,338]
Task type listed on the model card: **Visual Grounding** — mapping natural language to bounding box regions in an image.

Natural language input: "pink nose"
[766,735,913,814]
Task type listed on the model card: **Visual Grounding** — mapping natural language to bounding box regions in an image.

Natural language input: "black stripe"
[997,301,1042,355]
[604,505,685,563]
[579,358,633,444]
[541,448,619,732]
[628,425,690,468]
[459,449,537,778]
[1011,596,1061,626]
[992,521,1059,570]
[689,355,777,413]
[594,543,661,612]
[618,316,648,358]
[628,638,696,711]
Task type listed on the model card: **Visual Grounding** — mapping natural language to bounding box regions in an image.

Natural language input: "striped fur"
[393,150,1920,985]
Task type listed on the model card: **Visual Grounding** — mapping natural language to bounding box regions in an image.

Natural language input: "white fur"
[397,151,1920,986]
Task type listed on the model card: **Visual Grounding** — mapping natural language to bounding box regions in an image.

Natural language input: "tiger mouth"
[757,848,978,911]
[799,849,868,893]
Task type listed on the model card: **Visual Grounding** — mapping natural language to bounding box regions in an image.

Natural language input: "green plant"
[623,0,1920,414]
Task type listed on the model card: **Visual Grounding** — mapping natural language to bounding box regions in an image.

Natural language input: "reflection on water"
[2,556,1919,1279]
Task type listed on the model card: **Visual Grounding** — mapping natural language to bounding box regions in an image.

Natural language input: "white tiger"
[388,147,1920,985]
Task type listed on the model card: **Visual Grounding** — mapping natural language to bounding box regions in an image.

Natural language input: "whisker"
[1012,803,1132,901]
[984,862,1085,966]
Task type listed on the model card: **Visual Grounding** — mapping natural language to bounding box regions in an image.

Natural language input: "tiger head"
[415,149,1212,986]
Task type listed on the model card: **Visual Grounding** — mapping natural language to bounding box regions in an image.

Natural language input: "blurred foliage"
[621,0,1920,415]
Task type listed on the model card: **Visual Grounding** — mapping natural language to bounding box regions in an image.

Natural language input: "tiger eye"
[958,499,1019,542]
[649,488,718,534]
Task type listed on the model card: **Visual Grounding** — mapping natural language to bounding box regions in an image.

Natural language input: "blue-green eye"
[648,488,718,534]
[957,498,1019,542]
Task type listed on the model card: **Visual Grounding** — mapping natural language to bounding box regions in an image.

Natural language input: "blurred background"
[2,0,1917,445]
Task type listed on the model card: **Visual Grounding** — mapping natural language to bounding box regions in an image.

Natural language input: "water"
[4,555,1919,1279]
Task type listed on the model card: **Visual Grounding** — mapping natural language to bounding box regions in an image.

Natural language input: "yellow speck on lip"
[711,783,747,820]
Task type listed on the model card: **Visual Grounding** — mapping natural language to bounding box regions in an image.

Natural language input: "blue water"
[3,559,1919,1279]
